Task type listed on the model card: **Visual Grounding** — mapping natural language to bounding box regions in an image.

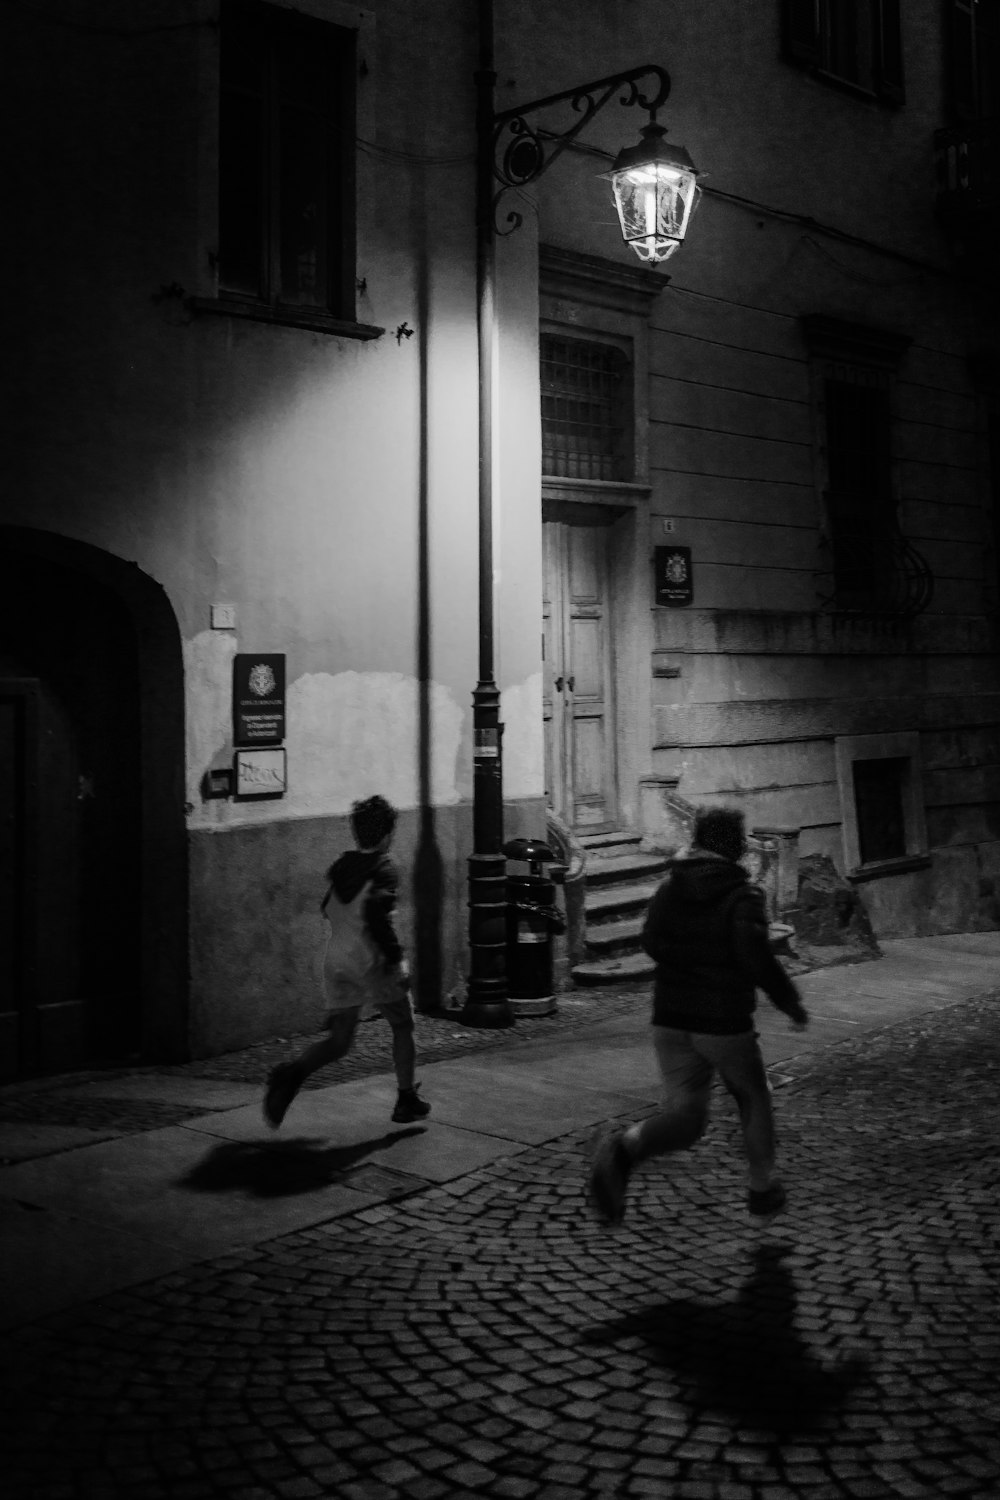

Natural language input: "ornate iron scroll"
[819,507,935,621]
[491,65,671,233]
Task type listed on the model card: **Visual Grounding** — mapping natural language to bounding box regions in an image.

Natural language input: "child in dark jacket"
[589,806,807,1225]
[263,795,430,1128]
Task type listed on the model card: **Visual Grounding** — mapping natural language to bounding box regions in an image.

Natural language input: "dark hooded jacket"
[641,850,803,1033]
[321,848,404,968]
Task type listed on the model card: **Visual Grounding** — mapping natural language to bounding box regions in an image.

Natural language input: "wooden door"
[0,692,24,1079]
[0,678,83,1078]
[543,521,617,830]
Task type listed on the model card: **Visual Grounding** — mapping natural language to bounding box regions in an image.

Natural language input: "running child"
[263,794,431,1128]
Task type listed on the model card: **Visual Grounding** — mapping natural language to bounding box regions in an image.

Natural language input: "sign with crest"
[233,654,286,746]
[654,546,694,607]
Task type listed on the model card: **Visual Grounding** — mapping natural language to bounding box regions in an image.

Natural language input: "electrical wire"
[705,183,949,279]
[357,139,474,168]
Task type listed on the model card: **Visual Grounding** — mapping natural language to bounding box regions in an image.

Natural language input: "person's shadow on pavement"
[585,1242,870,1436]
[177,1128,426,1198]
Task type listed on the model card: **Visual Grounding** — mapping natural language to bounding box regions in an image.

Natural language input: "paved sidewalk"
[1,933,999,1332]
[1,933,999,1498]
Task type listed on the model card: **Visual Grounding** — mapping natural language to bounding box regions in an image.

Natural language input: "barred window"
[541,335,631,481]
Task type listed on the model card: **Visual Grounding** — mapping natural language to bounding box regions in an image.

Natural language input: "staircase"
[570,830,671,986]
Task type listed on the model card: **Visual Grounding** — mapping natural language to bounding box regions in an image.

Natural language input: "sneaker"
[392,1085,431,1123]
[263,1063,300,1128]
[748,1181,787,1218]
[589,1129,632,1225]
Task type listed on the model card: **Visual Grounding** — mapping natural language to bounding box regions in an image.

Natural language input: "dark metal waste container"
[503,838,566,1016]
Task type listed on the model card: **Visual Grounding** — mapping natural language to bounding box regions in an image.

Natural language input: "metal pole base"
[459,994,515,1028]
[461,850,514,1028]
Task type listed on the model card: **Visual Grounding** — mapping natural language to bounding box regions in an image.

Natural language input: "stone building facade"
[2,0,996,1074]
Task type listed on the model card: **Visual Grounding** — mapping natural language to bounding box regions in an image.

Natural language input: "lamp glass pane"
[611,162,697,263]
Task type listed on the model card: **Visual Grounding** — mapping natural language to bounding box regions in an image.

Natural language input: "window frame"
[823,373,896,605]
[946,0,999,123]
[196,0,382,340]
[540,332,634,485]
[802,315,913,614]
[782,0,906,104]
[538,245,663,517]
[835,731,930,879]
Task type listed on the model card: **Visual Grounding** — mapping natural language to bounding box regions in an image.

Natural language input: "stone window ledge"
[190,296,384,341]
[848,854,933,884]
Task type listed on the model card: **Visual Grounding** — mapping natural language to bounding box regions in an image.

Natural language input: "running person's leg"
[378,988,430,1123]
[263,1008,361,1127]
[696,1029,784,1215]
[589,1028,713,1224]
[626,1027,714,1160]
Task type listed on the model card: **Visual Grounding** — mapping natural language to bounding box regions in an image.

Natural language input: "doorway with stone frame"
[538,245,666,981]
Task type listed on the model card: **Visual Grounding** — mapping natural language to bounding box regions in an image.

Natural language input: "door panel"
[0,697,22,1079]
[570,615,603,698]
[0,680,84,1077]
[34,685,84,1071]
[571,713,610,826]
[542,520,616,830]
[1,550,143,1076]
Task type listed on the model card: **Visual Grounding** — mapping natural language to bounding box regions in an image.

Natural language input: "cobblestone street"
[3,986,999,1500]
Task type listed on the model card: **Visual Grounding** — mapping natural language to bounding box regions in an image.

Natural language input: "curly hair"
[350,794,398,849]
[692,806,746,862]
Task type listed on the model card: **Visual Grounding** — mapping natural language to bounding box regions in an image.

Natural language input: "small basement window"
[853,756,907,864]
[836,731,929,879]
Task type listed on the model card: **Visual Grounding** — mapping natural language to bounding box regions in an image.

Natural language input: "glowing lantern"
[606,121,700,263]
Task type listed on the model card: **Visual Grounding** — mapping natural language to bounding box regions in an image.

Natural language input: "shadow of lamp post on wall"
[461,0,701,1028]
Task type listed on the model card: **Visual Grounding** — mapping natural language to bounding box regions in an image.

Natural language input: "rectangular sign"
[234,747,287,800]
[654,545,694,608]
[474,727,499,759]
[233,654,286,746]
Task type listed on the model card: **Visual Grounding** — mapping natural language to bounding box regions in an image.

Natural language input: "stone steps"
[571,950,656,986]
[571,831,669,987]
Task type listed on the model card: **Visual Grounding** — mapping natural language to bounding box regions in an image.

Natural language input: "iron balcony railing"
[820,494,935,620]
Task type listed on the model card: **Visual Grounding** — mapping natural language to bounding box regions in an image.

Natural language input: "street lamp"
[461,4,699,1028]
[605,122,700,263]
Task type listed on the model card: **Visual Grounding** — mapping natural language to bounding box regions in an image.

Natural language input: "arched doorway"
[0,530,187,1078]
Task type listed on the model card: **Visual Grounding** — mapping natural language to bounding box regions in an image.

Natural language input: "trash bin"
[502,838,566,1017]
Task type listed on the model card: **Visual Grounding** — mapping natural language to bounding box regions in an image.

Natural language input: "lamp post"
[460,0,699,1028]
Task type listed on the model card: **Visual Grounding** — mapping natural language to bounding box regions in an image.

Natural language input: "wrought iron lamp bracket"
[490,64,671,235]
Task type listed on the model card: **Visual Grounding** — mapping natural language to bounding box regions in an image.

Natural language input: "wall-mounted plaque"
[655,546,694,607]
[233,654,286,746]
[234,747,287,800]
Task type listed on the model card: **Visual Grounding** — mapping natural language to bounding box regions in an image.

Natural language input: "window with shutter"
[802,315,932,618]
[946,0,998,122]
[781,0,905,102]
[219,1,357,321]
[825,378,895,605]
